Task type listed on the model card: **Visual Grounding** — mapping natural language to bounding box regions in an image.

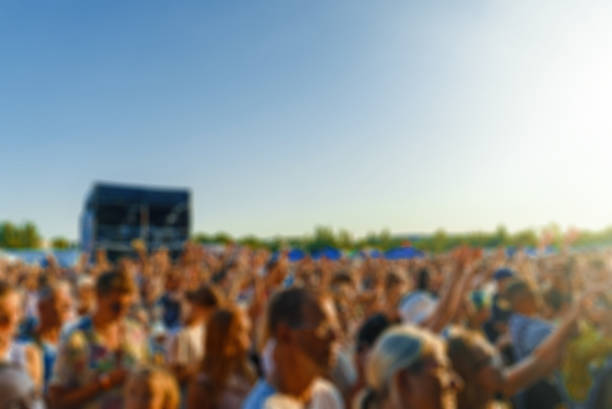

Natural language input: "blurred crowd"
[0,242,611,409]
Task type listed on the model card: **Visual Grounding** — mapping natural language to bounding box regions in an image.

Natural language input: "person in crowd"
[483,268,515,345]
[124,366,180,409]
[168,284,221,386]
[76,275,96,318]
[24,281,73,391]
[0,363,44,409]
[363,325,462,409]
[187,307,256,409]
[502,279,594,409]
[464,290,492,332]
[447,289,589,409]
[0,281,42,390]
[398,247,480,334]
[1,235,612,409]
[242,287,343,409]
[157,270,184,332]
[504,280,551,359]
[349,313,391,409]
[48,269,148,409]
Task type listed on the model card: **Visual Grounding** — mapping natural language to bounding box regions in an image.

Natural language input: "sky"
[1,0,612,240]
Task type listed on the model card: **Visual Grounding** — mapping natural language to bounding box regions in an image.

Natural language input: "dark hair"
[331,272,353,287]
[186,285,222,308]
[416,268,430,291]
[267,287,319,333]
[385,272,403,290]
[96,270,136,296]
[502,280,534,307]
[356,314,390,353]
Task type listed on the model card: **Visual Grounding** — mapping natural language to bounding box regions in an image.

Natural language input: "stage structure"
[81,182,191,260]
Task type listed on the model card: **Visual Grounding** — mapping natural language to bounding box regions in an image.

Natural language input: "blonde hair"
[366,325,442,395]
[127,366,180,409]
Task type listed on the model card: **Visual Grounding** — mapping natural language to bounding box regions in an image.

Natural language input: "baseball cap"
[493,268,515,281]
[398,291,438,325]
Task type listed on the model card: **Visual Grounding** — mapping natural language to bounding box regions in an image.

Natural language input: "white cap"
[398,291,437,325]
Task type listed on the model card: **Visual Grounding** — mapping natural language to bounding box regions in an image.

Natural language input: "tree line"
[194,224,612,253]
[0,222,73,249]
[3,221,612,253]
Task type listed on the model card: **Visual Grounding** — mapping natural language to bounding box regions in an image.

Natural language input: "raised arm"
[425,248,481,333]
[499,292,592,397]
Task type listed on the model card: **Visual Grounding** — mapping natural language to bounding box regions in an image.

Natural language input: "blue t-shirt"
[509,313,553,361]
[242,379,276,409]
[157,293,182,331]
[509,314,556,409]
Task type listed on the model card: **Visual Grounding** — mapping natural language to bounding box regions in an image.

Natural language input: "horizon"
[2,1,612,240]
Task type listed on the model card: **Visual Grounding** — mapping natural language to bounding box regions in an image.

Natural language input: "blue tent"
[288,248,306,262]
[370,249,383,258]
[312,247,342,261]
[384,246,424,260]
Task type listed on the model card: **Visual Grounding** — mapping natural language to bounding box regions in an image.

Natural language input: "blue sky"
[1,1,611,240]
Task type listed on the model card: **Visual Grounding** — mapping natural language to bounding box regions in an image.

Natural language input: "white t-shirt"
[263,379,343,409]
[1,342,28,371]
[168,323,205,365]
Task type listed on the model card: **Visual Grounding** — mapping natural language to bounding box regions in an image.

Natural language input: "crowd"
[0,241,610,409]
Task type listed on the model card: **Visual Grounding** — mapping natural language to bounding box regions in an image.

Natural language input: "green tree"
[307,226,338,252]
[192,232,213,244]
[337,229,353,249]
[238,235,264,248]
[0,221,42,249]
[213,232,233,245]
[51,237,72,249]
[21,222,41,248]
[510,229,538,247]
[430,229,448,253]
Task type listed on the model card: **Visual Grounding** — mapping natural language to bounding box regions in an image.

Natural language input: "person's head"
[331,272,355,298]
[164,270,182,293]
[0,364,43,409]
[267,287,339,379]
[76,276,96,315]
[385,272,407,300]
[366,325,461,409]
[124,367,179,409]
[204,307,252,364]
[493,268,515,293]
[447,327,503,409]
[266,258,288,287]
[95,270,137,322]
[466,290,492,328]
[355,314,391,380]
[38,280,73,329]
[196,307,255,407]
[503,280,538,316]
[0,282,21,349]
[184,285,221,324]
